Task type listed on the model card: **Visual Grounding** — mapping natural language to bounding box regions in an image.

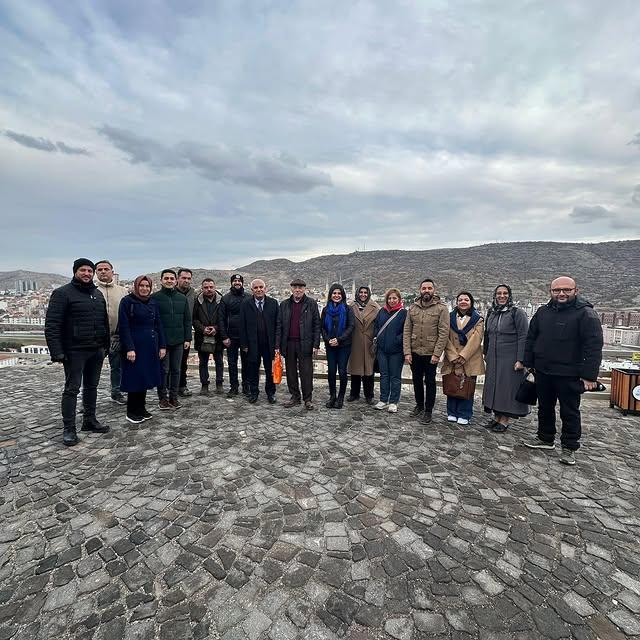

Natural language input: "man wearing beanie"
[219,274,251,397]
[45,258,111,446]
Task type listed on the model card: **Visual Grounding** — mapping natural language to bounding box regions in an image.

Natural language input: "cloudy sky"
[1,0,639,277]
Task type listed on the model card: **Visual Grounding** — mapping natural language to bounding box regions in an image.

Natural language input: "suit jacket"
[239,296,279,361]
[275,295,321,357]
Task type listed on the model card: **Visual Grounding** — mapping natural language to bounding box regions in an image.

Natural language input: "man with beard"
[219,274,251,398]
[192,278,224,394]
[403,278,449,424]
[95,260,128,405]
[523,276,603,466]
[275,278,321,410]
[176,268,196,397]
[45,258,111,446]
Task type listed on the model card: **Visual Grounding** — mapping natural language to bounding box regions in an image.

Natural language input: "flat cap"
[290,277,306,287]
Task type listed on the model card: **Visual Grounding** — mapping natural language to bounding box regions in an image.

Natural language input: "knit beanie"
[73,258,95,274]
[231,273,244,284]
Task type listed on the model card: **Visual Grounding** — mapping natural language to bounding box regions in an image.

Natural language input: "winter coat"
[482,307,530,417]
[118,295,166,392]
[45,278,110,360]
[403,296,449,358]
[219,288,251,342]
[523,296,603,380]
[348,299,380,375]
[276,295,321,357]
[441,315,485,377]
[239,296,279,361]
[95,280,128,336]
[321,304,355,347]
[373,308,407,355]
[192,292,223,352]
[178,286,196,319]
[151,287,192,346]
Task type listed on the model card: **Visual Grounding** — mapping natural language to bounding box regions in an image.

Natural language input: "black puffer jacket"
[45,278,110,360]
[523,296,603,380]
[219,287,251,341]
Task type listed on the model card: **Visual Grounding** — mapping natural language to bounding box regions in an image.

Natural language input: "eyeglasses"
[551,288,575,294]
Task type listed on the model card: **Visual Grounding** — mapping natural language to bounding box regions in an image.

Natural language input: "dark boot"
[326,395,336,408]
[334,394,345,409]
[81,419,110,433]
[63,427,79,447]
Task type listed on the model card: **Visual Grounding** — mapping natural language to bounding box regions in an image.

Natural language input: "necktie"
[258,300,263,313]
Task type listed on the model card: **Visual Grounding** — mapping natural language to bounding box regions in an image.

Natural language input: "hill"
[0,270,68,291]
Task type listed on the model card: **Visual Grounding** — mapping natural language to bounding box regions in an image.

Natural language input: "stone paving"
[1,363,639,640]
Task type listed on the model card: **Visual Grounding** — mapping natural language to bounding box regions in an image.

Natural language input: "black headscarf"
[356,286,371,309]
[491,284,514,313]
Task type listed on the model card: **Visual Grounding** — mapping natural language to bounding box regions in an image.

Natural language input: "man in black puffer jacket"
[45,258,111,446]
[219,274,251,397]
[523,276,603,465]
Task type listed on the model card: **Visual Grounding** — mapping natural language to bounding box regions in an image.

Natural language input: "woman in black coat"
[119,276,167,423]
[321,284,355,409]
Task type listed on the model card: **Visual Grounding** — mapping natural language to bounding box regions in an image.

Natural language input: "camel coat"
[441,316,486,377]
[348,299,380,376]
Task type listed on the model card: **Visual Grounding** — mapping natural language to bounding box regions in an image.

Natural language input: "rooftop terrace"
[0,364,639,639]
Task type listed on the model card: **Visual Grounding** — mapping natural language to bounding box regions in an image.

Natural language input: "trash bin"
[610,368,640,415]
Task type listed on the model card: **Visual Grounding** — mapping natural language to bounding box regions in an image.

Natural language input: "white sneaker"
[457,418,469,425]
[447,415,457,422]
[374,401,388,410]
[388,403,398,413]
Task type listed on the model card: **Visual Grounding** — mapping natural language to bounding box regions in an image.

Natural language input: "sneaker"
[374,401,388,410]
[457,418,469,425]
[523,437,555,450]
[447,415,458,422]
[159,398,171,410]
[111,392,126,405]
[410,405,424,417]
[178,387,192,397]
[388,403,398,413]
[169,398,182,409]
[560,448,576,466]
[126,414,144,424]
[142,410,153,421]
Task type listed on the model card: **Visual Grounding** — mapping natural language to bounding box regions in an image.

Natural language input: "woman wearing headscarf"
[321,284,355,408]
[118,276,167,423]
[347,286,380,405]
[482,284,530,432]
[373,288,407,413]
[441,291,485,425]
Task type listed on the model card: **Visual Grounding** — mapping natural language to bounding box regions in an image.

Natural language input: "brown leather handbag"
[442,370,476,400]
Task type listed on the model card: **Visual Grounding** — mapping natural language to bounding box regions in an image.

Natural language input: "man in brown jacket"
[403,278,449,423]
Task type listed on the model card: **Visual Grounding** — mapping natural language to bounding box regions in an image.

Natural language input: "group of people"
[45,259,603,465]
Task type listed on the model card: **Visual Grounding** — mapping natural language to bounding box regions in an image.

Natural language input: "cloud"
[569,205,611,223]
[632,185,640,206]
[628,132,640,147]
[4,130,90,155]
[98,125,332,194]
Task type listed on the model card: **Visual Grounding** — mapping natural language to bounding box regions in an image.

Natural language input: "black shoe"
[347,395,359,402]
[410,405,424,417]
[111,392,126,405]
[227,388,239,398]
[248,394,259,404]
[216,382,224,393]
[267,395,277,404]
[421,411,432,424]
[63,427,78,446]
[200,385,210,396]
[169,398,182,409]
[326,395,336,408]
[365,397,376,406]
[126,414,144,424]
[81,420,110,433]
[142,410,153,421]
[485,419,498,429]
[334,395,345,409]
[178,387,192,397]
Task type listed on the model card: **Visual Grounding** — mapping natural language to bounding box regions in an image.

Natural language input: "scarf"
[324,301,347,337]
[491,283,514,313]
[133,275,152,302]
[356,286,371,310]
[384,301,403,313]
[450,309,481,346]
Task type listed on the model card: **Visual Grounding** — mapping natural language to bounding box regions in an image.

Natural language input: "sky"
[1,0,639,278]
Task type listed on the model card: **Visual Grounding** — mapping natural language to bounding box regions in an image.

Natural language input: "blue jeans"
[108,348,122,395]
[378,350,404,404]
[447,396,474,420]
[326,345,351,396]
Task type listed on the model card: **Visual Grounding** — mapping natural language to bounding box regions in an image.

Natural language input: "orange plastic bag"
[272,354,283,384]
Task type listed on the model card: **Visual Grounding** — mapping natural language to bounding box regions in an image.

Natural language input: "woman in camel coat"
[348,286,380,404]
[441,291,485,425]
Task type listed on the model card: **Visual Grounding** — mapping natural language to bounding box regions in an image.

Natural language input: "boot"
[63,427,79,446]
[326,395,336,408]
[334,394,345,409]
[81,419,110,433]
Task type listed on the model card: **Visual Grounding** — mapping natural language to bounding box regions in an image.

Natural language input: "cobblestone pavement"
[1,364,639,640]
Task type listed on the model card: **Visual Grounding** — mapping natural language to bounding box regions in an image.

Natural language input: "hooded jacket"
[402,295,450,358]
[523,296,603,380]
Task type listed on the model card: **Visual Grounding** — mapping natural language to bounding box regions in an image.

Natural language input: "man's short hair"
[201,278,215,285]
[161,269,177,278]
[420,278,435,286]
[94,260,113,269]
[177,268,192,277]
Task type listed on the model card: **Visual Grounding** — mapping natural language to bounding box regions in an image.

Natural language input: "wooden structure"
[610,368,640,415]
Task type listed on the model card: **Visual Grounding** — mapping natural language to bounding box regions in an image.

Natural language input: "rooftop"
[0,364,639,639]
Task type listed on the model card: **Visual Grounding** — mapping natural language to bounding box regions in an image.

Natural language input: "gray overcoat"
[482,307,530,417]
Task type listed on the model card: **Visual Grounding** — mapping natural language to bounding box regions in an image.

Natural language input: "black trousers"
[285,340,314,402]
[198,350,224,386]
[246,344,275,397]
[227,340,248,392]
[127,390,147,416]
[410,353,438,411]
[350,374,374,399]
[62,349,104,428]
[536,372,582,451]
[179,346,190,389]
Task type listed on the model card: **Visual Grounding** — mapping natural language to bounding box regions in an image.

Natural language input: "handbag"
[200,335,217,354]
[371,311,402,357]
[442,370,476,400]
[515,372,537,405]
[272,354,283,384]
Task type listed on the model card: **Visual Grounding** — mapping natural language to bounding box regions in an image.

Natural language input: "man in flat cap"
[45,258,111,446]
[275,278,321,409]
